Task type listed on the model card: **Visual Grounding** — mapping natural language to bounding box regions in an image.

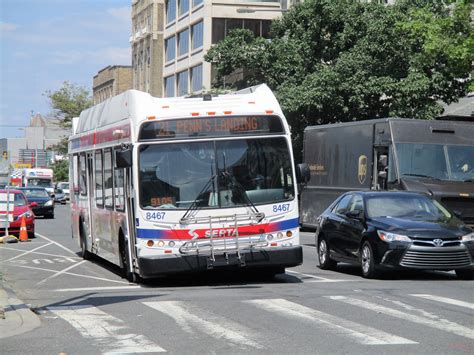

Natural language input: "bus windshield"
[395,143,474,182]
[139,137,295,209]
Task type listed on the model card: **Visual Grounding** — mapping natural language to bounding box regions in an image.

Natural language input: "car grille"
[441,197,474,226]
[411,237,461,248]
[400,249,472,269]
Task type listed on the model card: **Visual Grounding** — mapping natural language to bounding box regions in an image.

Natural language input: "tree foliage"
[50,159,69,182]
[44,81,93,154]
[205,0,473,160]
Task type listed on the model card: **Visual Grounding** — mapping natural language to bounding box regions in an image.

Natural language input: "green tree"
[50,159,69,182]
[205,0,473,161]
[44,81,93,154]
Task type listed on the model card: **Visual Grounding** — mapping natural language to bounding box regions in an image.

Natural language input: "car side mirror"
[30,202,38,207]
[296,163,311,184]
[345,209,364,220]
[116,148,132,168]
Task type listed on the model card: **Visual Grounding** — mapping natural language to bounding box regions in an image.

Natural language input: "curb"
[0,283,41,339]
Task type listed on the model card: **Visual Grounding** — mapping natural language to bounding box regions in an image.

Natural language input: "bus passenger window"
[104,149,113,208]
[79,154,87,196]
[95,150,104,207]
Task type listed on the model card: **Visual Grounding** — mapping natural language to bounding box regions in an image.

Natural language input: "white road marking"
[1,246,82,260]
[55,286,141,292]
[246,299,416,345]
[49,305,165,353]
[5,242,53,261]
[305,279,358,283]
[0,263,129,284]
[410,294,474,310]
[329,296,474,340]
[35,232,77,255]
[144,301,264,349]
[36,260,87,285]
[286,269,333,281]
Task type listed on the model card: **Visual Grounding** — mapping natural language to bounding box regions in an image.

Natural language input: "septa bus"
[69,84,309,282]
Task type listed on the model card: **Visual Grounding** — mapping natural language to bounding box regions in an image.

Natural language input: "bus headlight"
[277,232,283,239]
[267,234,274,241]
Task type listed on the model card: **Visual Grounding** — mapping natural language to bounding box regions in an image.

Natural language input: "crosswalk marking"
[329,296,474,340]
[245,298,417,345]
[49,305,166,353]
[410,294,474,310]
[143,301,264,349]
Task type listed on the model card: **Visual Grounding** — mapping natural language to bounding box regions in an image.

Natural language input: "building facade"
[162,0,288,97]
[93,65,133,104]
[131,0,165,97]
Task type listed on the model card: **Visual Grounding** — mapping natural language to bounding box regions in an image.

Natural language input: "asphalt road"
[1,204,473,354]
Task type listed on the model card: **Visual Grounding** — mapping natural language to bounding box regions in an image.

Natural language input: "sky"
[0,0,131,138]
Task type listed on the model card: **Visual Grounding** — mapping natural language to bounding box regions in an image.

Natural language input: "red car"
[0,189,36,238]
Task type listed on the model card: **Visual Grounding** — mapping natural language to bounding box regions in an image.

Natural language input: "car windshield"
[139,137,295,209]
[14,193,27,206]
[23,189,49,198]
[58,183,69,189]
[366,194,452,221]
[28,178,52,187]
[395,143,474,181]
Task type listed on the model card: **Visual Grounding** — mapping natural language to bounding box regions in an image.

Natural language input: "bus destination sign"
[139,115,284,140]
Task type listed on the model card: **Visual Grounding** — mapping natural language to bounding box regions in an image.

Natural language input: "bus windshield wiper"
[180,171,218,225]
[402,173,440,180]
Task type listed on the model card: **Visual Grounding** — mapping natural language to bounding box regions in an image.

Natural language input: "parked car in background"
[316,191,474,280]
[56,182,70,200]
[17,187,55,218]
[0,189,36,238]
[53,188,67,204]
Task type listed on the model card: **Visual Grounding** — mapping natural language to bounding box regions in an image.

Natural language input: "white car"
[56,182,70,200]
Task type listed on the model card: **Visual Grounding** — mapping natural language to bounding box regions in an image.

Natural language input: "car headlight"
[44,200,53,206]
[17,211,33,219]
[377,230,412,243]
[461,232,474,242]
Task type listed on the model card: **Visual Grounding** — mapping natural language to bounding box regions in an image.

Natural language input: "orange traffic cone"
[19,216,28,242]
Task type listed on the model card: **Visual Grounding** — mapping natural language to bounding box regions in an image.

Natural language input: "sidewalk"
[0,282,41,339]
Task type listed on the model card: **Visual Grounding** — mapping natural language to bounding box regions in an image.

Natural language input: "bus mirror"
[378,170,387,180]
[116,149,132,168]
[378,155,388,168]
[296,163,310,184]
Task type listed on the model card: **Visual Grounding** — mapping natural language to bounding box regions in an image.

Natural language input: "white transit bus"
[69,84,308,282]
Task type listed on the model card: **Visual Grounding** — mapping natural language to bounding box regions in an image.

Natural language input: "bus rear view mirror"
[378,155,388,168]
[116,149,132,168]
[296,163,311,184]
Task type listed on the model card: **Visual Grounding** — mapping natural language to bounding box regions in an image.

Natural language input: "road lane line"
[245,299,416,345]
[329,296,474,340]
[0,263,129,284]
[410,294,474,310]
[5,242,53,262]
[144,301,265,349]
[305,279,358,283]
[55,286,141,292]
[36,260,87,285]
[49,305,166,353]
[286,270,333,281]
[35,232,77,255]
[1,246,82,260]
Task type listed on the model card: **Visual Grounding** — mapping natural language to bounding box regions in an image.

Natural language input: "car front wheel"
[360,241,379,279]
[455,269,473,280]
[318,237,337,270]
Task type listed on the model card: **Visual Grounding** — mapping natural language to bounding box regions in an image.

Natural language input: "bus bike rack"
[179,212,267,269]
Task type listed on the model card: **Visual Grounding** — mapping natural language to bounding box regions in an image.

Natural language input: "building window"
[165,75,175,97]
[212,18,225,44]
[226,19,242,36]
[165,36,176,62]
[177,70,188,96]
[178,0,189,16]
[193,0,203,7]
[191,64,203,93]
[178,29,189,57]
[191,21,203,50]
[244,19,260,37]
[212,18,272,44]
[166,0,176,24]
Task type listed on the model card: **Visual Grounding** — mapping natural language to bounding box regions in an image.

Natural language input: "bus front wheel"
[120,233,139,283]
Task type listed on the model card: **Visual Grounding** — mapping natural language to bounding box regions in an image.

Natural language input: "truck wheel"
[318,237,337,270]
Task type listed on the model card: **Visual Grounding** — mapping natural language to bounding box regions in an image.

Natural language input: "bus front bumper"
[137,246,303,278]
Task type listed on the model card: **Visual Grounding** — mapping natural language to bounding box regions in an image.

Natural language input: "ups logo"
[358,155,368,184]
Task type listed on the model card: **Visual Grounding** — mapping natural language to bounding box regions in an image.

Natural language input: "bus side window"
[79,153,87,196]
[104,148,114,209]
[114,148,125,211]
[95,150,104,207]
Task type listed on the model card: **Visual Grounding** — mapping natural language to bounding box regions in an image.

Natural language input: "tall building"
[93,65,133,104]
[131,0,165,97]
[162,0,287,97]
